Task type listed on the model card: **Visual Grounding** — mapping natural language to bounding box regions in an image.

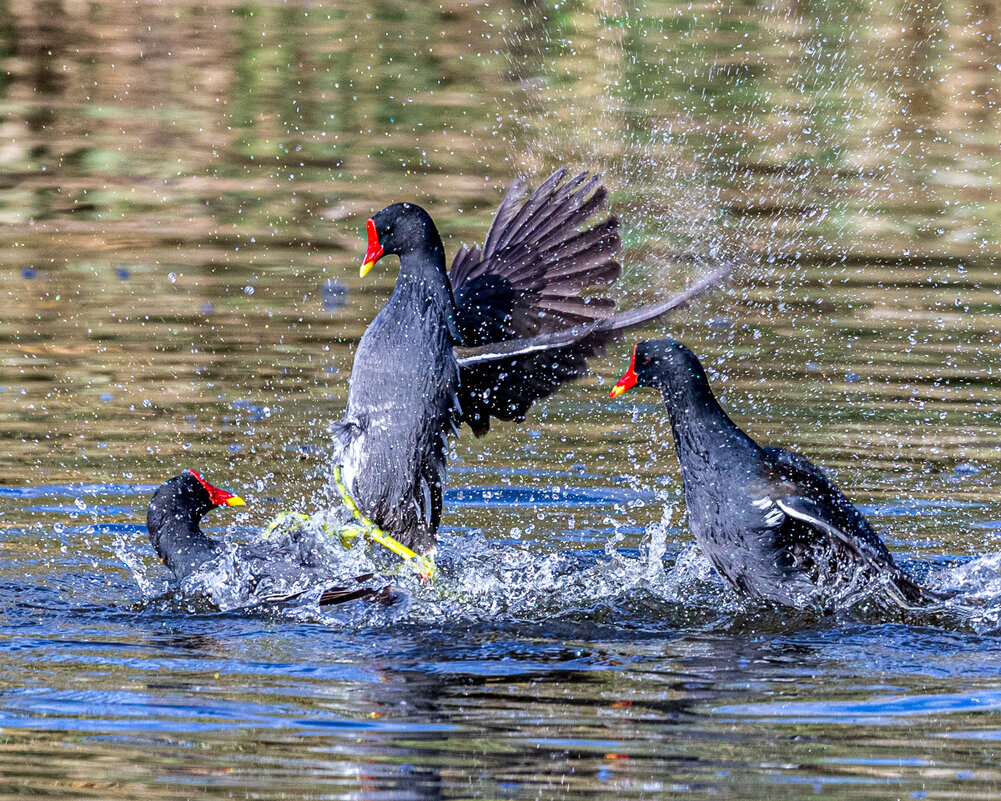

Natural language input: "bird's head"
[609,338,709,399]
[155,469,246,517]
[360,202,443,277]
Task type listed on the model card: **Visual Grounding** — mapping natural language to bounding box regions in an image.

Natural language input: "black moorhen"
[147,470,387,607]
[334,169,731,554]
[609,339,934,611]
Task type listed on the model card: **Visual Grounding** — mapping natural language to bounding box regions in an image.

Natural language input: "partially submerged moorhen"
[333,169,731,554]
[147,470,387,607]
[610,338,934,611]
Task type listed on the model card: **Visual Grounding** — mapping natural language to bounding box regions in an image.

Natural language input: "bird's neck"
[662,380,760,479]
[396,247,463,344]
[147,499,220,578]
[396,243,447,290]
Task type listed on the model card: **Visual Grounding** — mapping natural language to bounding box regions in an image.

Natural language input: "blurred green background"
[0,0,999,531]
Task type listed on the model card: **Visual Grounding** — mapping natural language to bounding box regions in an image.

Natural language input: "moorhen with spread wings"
[332,169,731,554]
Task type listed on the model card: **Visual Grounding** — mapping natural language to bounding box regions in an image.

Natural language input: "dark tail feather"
[318,584,394,606]
[260,574,394,607]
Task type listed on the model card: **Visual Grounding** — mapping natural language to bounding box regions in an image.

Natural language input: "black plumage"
[333,170,732,553]
[610,339,933,611]
[147,470,387,607]
[334,203,461,555]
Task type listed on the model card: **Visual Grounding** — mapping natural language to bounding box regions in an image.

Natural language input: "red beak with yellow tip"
[609,344,640,398]
[360,218,384,277]
[187,469,246,507]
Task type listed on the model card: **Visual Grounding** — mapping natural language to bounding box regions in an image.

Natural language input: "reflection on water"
[2,0,1001,798]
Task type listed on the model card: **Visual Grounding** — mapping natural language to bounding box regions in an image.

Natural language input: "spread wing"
[454,264,733,435]
[450,169,621,345]
[450,168,733,436]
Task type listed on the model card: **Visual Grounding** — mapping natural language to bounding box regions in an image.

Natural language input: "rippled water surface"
[2,0,1001,798]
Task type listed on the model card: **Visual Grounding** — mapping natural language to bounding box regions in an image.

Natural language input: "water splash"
[111,526,167,600]
[88,475,1001,634]
[934,554,1001,633]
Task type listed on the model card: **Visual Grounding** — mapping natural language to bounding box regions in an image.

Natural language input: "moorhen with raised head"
[147,470,388,607]
[609,338,934,611]
[333,169,732,554]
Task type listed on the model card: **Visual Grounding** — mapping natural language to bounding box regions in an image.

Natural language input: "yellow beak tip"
[226,496,246,507]
[609,386,625,399]
[360,261,375,278]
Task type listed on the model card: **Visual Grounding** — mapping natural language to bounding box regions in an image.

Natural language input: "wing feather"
[449,169,734,436]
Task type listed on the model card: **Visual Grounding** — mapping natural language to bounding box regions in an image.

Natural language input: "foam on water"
[4,473,977,635]
[933,553,1001,633]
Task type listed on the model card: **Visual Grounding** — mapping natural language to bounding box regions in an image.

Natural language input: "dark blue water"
[3,475,1001,799]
